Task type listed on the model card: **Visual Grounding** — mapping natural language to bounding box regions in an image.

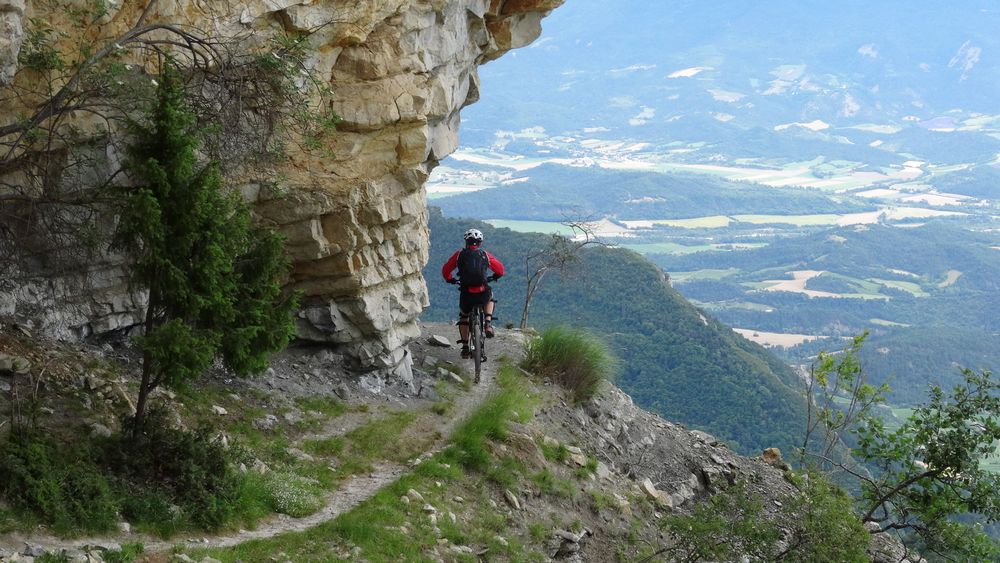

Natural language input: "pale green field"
[670,268,741,283]
[695,300,774,313]
[732,213,843,226]
[938,269,963,288]
[485,220,580,236]
[654,215,733,228]
[869,318,911,327]
[811,272,887,298]
[621,242,717,255]
[869,278,929,297]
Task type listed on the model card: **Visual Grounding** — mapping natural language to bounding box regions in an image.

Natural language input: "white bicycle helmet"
[463,228,484,244]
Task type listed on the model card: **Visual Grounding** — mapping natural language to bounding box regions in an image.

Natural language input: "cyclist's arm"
[441,250,460,282]
[485,251,505,278]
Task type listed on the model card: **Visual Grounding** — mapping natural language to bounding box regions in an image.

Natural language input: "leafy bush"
[0,432,118,535]
[101,407,241,531]
[783,472,870,562]
[521,326,616,402]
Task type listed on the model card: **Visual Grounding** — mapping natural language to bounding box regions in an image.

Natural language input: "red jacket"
[442,245,505,293]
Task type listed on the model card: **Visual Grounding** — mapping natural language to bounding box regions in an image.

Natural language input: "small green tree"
[113,62,297,439]
[852,368,1000,560]
[805,336,1000,560]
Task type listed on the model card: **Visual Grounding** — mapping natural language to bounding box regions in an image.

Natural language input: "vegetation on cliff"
[113,62,296,438]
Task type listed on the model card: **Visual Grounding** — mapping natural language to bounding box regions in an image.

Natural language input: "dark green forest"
[424,209,808,455]
[434,164,870,221]
[645,221,1000,404]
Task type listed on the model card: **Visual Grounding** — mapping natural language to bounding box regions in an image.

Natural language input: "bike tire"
[472,307,482,383]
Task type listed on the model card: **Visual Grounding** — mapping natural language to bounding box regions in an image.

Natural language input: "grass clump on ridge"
[521,325,616,403]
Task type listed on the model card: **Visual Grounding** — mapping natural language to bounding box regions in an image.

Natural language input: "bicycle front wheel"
[471,307,482,383]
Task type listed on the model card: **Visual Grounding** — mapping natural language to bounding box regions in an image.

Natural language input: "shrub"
[101,407,241,531]
[0,432,118,535]
[521,326,616,402]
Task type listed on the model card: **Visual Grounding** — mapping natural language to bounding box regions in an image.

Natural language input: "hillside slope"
[424,210,809,455]
[0,323,909,562]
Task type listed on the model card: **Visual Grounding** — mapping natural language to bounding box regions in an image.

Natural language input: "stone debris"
[0,355,31,375]
[284,448,314,463]
[427,335,452,347]
[762,447,791,471]
[210,405,228,416]
[406,489,425,503]
[503,489,521,510]
[422,355,439,368]
[641,478,673,509]
[252,414,280,431]
[595,461,613,480]
[691,430,720,446]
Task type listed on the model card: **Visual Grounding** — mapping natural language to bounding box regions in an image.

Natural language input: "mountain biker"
[441,228,505,359]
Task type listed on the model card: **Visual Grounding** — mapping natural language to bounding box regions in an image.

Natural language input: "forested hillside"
[434,164,868,221]
[424,209,808,455]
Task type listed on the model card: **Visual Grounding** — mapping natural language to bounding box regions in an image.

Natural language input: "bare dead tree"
[519,215,606,330]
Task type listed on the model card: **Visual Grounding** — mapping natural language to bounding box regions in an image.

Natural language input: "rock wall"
[0,0,563,382]
[0,0,22,84]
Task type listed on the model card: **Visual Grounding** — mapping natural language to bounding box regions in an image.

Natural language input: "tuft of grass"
[521,326,616,403]
[102,542,145,563]
[533,469,576,498]
[448,365,535,472]
[300,436,344,457]
[575,456,599,479]
[343,411,418,462]
[540,441,569,463]
[294,396,347,418]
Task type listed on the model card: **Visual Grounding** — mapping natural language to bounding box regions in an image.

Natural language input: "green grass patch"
[621,242,718,255]
[485,219,579,236]
[654,216,733,229]
[869,278,929,297]
[343,411,419,462]
[732,213,843,226]
[532,469,576,498]
[295,396,348,418]
[301,436,345,457]
[187,364,544,562]
[670,268,741,283]
[522,326,616,403]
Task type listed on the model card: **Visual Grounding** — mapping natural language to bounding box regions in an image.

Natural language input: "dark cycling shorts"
[459,288,493,315]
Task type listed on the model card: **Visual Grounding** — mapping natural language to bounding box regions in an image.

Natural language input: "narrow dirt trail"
[0,323,525,557]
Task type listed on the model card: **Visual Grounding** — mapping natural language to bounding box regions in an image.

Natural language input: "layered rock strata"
[0,0,563,382]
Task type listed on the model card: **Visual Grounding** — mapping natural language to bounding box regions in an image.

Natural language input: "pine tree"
[113,62,297,439]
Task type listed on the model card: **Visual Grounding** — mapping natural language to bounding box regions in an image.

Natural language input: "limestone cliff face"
[0,0,563,382]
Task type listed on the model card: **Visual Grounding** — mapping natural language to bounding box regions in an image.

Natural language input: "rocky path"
[0,323,526,560]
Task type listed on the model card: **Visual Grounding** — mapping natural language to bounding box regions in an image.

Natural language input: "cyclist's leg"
[458,292,472,358]
[483,289,496,338]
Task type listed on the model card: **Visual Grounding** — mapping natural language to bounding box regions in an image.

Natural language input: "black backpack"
[457,248,489,286]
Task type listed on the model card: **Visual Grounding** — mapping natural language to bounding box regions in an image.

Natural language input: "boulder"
[427,335,452,347]
[503,489,521,510]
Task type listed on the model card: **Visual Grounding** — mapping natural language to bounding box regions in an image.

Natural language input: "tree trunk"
[131,288,158,442]
[520,270,547,330]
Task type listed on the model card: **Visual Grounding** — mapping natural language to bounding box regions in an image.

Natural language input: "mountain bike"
[451,276,499,383]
